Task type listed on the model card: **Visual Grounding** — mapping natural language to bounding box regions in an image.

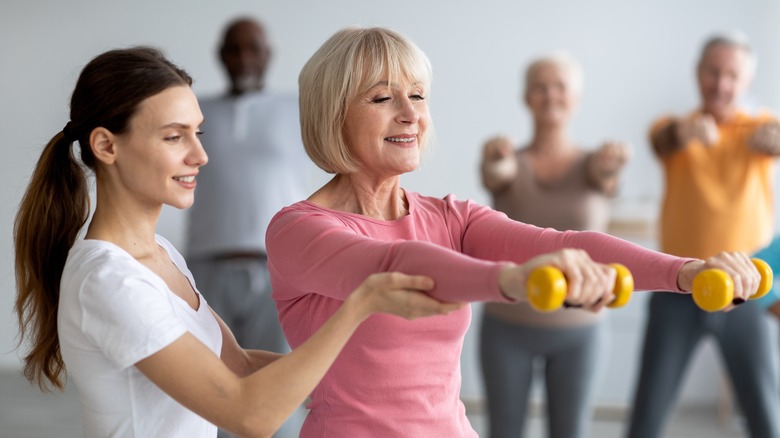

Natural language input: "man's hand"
[749,121,780,155]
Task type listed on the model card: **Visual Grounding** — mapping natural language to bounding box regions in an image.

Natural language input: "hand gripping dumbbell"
[692,258,773,312]
[526,263,634,313]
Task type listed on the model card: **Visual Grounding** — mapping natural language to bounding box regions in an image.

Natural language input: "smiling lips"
[385,135,416,146]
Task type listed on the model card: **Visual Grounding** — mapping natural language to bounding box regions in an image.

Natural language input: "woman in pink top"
[266,27,761,438]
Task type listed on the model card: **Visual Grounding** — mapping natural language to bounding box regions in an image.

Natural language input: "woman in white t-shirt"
[13,46,462,438]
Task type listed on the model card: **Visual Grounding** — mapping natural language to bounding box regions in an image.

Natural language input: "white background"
[2,0,779,409]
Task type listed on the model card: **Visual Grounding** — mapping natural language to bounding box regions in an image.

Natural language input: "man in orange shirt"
[626,33,780,438]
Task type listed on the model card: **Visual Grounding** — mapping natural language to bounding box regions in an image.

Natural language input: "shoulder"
[268,201,344,231]
[408,191,494,219]
[63,240,163,298]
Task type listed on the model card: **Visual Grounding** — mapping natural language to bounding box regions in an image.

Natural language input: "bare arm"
[211,309,281,377]
[480,136,517,192]
[136,273,462,438]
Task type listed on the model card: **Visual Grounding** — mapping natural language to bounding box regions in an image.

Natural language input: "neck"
[85,185,162,259]
[529,122,574,155]
[229,84,264,97]
[704,105,738,124]
[315,173,407,221]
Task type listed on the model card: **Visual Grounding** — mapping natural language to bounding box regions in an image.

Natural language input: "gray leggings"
[480,314,603,438]
[626,292,780,438]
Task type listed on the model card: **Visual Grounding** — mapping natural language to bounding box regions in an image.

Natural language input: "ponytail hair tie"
[62,122,76,142]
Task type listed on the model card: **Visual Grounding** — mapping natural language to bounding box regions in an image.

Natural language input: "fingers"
[482,136,514,160]
[524,249,615,311]
[594,141,631,175]
[749,121,780,154]
[677,114,720,146]
[702,252,760,301]
[359,272,464,320]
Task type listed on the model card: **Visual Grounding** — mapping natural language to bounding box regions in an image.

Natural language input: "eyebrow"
[366,80,425,90]
[158,122,202,130]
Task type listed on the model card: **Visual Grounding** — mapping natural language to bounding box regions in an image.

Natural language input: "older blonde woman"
[266,27,760,437]
[479,53,629,438]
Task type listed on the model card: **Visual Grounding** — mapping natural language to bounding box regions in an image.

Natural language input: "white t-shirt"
[58,235,223,437]
[186,91,311,258]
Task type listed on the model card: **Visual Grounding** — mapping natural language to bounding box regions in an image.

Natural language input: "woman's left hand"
[676,251,760,305]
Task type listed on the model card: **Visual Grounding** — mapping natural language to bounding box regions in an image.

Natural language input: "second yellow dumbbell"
[526,263,634,312]
[692,258,773,312]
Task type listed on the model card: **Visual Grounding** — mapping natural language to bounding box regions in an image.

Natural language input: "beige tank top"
[484,148,612,328]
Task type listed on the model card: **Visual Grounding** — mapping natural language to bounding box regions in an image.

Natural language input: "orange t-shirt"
[655,110,776,259]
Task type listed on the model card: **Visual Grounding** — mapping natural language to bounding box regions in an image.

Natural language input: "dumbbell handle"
[692,258,773,312]
[526,263,634,313]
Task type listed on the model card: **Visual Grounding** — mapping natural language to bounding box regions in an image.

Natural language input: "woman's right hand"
[498,249,617,311]
[348,272,465,320]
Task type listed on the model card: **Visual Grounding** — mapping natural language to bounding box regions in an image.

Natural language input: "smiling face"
[524,61,580,127]
[342,79,430,178]
[109,86,207,210]
[697,43,752,120]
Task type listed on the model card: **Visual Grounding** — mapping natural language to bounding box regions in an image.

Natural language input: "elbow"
[231,414,284,438]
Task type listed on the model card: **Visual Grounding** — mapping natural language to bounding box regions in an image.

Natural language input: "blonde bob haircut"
[299,26,433,174]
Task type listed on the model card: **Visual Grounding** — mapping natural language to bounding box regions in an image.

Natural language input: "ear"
[89,127,118,165]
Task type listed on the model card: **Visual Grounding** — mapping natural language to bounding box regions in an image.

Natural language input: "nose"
[187,136,209,167]
[396,96,420,124]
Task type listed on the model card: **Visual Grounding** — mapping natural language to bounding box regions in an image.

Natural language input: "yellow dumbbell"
[692,258,773,312]
[526,263,634,312]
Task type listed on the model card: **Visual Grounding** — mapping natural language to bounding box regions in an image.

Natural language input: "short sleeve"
[78,268,187,370]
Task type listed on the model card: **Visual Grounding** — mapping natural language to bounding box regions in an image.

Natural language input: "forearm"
[234,295,368,434]
[242,350,283,374]
[463,213,688,292]
[269,213,509,304]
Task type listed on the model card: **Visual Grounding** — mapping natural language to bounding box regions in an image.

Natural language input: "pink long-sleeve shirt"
[266,191,688,437]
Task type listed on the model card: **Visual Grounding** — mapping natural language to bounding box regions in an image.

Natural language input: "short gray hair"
[699,31,756,76]
[524,51,584,95]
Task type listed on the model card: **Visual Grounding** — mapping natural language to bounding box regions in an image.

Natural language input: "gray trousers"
[188,257,289,353]
[188,257,302,438]
[625,292,780,438]
[480,314,603,438]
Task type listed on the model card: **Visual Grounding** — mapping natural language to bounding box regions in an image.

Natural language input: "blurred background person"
[184,16,312,437]
[479,52,630,438]
[625,32,780,438]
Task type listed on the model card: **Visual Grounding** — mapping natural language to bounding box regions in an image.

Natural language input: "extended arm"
[136,273,461,437]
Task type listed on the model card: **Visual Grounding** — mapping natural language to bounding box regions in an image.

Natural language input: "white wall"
[2,0,779,409]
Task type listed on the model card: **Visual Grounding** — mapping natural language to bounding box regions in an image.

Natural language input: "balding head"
[696,32,755,120]
[219,17,271,95]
